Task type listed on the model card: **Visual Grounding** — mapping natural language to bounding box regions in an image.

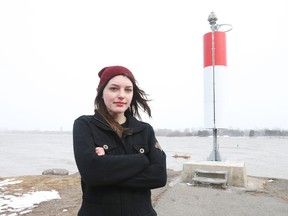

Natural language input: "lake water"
[0,132,287,179]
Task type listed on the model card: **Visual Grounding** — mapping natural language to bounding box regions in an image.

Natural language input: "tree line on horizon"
[154,128,288,137]
[2,128,288,137]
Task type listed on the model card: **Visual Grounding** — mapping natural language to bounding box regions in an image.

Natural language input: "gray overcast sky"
[1,0,287,131]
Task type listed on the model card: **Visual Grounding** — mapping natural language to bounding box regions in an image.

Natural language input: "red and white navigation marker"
[203,12,232,161]
[203,31,227,129]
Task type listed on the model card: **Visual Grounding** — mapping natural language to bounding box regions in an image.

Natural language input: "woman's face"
[102,75,133,117]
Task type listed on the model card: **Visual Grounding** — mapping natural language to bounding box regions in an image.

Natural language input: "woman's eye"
[110,87,118,91]
[125,88,133,93]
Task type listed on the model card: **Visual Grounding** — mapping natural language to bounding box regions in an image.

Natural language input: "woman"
[73,65,167,216]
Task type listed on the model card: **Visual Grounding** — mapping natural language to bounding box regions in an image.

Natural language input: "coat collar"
[92,110,147,134]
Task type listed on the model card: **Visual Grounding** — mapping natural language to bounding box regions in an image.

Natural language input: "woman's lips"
[114,102,126,106]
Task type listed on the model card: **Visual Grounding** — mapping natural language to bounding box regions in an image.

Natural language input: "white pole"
[208,12,221,161]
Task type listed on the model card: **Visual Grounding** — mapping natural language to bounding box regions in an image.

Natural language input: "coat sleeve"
[116,125,167,189]
[73,117,150,187]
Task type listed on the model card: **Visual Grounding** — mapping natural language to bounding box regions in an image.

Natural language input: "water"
[160,136,288,179]
[0,132,76,177]
[0,132,287,179]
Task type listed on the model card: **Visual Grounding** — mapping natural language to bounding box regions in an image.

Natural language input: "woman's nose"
[118,89,125,98]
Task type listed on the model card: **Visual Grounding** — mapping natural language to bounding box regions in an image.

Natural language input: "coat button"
[103,144,109,150]
[139,148,145,153]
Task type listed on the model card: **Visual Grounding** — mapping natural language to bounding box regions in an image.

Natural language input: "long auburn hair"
[94,75,151,136]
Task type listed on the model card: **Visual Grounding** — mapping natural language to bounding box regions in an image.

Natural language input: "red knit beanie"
[97,66,135,89]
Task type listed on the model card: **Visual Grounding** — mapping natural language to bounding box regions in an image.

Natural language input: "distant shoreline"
[0,130,288,139]
[0,130,72,134]
[1,128,288,138]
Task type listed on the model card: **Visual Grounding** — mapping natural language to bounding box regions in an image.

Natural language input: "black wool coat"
[73,111,167,216]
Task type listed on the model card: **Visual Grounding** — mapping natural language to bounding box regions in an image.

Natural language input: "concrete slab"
[181,160,247,187]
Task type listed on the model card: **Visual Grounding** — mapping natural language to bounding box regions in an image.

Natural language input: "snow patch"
[0,179,61,215]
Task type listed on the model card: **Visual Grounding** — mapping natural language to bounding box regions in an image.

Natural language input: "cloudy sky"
[0,0,287,131]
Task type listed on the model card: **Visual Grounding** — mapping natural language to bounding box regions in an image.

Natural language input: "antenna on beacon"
[203,12,232,161]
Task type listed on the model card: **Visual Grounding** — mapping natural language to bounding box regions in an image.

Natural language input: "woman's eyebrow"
[109,83,133,88]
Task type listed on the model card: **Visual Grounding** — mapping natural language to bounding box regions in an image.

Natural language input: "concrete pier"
[181,161,247,187]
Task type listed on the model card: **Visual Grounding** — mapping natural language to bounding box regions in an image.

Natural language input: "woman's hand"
[95,147,105,156]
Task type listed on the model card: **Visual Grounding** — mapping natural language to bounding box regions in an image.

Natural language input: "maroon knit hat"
[97,66,135,89]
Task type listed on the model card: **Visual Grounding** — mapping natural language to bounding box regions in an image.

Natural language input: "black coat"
[73,111,167,216]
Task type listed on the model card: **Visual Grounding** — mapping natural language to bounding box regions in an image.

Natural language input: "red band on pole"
[203,31,227,67]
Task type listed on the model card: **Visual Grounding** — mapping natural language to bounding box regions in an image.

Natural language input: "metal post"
[208,12,221,161]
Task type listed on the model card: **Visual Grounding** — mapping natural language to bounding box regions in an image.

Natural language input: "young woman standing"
[73,65,167,216]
